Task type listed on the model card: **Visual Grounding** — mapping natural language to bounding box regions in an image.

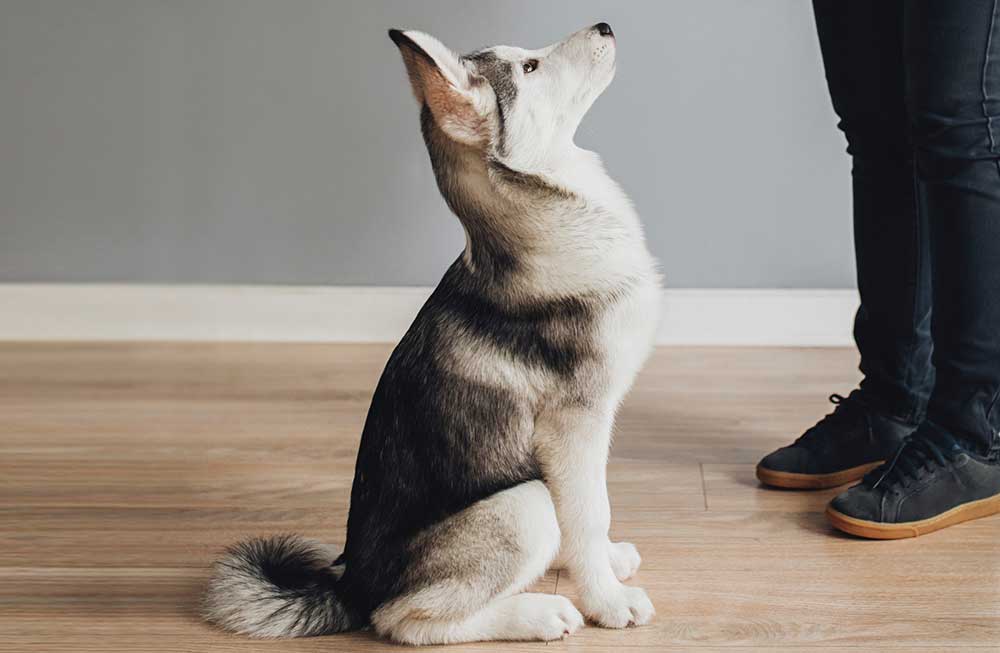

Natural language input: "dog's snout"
[594,22,614,37]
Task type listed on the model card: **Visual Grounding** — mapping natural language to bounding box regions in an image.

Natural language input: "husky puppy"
[203,23,661,645]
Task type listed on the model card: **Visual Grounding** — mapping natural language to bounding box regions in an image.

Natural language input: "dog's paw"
[581,585,655,629]
[609,541,641,581]
[506,594,584,641]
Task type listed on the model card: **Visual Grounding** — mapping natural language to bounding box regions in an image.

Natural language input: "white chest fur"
[548,148,662,407]
[598,273,662,408]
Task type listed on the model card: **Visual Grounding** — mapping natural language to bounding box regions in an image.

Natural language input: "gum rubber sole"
[755,461,884,490]
[826,493,1000,539]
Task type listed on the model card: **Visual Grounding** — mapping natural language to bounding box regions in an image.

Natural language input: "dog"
[203,22,661,645]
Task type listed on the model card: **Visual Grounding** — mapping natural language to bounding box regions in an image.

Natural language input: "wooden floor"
[2,343,999,651]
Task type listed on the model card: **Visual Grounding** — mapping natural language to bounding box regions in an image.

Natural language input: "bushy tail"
[202,534,359,638]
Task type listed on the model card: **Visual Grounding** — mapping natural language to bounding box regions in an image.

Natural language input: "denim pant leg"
[813,0,935,422]
[905,0,1000,454]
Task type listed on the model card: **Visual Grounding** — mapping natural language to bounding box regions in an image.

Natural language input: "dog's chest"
[595,277,661,401]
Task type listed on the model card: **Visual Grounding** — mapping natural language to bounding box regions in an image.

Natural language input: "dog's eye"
[522,59,538,74]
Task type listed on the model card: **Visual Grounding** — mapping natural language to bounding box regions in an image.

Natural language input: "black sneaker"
[826,423,1000,539]
[756,392,915,489]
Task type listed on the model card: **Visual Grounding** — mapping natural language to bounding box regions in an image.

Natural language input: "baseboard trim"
[0,284,858,346]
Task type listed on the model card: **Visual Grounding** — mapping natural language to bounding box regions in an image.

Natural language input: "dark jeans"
[813,0,1000,454]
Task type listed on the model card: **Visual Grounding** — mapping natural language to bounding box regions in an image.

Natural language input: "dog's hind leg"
[371,480,583,645]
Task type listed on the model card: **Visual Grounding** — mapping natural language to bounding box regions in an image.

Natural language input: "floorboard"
[1,343,997,651]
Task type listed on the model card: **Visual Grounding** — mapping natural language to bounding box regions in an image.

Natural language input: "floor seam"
[699,462,709,511]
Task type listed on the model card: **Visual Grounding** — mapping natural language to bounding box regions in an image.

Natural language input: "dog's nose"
[594,22,614,37]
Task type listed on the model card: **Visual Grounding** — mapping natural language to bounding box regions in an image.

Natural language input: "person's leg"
[906,0,1000,455]
[828,0,1000,538]
[816,0,935,423]
[758,0,930,489]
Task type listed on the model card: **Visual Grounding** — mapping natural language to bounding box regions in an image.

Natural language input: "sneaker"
[756,392,915,489]
[826,423,1000,539]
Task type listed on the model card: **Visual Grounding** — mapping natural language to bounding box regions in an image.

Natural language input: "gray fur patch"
[465,51,517,155]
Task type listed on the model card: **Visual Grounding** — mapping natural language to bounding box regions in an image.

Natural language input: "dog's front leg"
[535,407,654,628]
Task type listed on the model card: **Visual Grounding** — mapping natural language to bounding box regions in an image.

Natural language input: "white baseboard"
[0,284,858,346]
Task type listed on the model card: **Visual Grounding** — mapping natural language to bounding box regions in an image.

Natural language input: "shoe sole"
[826,493,1000,539]
[755,461,884,490]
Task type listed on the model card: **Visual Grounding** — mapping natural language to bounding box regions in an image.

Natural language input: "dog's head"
[389,24,617,172]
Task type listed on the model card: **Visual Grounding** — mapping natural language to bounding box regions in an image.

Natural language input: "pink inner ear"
[398,45,486,144]
[424,77,482,128]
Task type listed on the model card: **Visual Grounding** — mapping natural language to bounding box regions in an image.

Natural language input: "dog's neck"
[424,118,654,297]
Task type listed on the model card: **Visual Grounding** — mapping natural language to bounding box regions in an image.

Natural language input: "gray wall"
[0,0,854,288]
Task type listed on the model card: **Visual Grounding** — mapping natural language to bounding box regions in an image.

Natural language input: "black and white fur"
[203,23,661,645]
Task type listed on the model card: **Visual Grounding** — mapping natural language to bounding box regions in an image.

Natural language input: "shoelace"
[794,393,867,446]
[868,428,957,490]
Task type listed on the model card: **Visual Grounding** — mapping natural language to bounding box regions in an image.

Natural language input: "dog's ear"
[389,29,487,146]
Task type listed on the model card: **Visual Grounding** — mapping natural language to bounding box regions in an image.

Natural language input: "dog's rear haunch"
[204,23,660,645]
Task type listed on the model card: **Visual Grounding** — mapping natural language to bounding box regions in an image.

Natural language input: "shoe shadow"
[749,470,862,539]
[794,509,861,540]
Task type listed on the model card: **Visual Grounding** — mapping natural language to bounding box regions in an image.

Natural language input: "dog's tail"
[202,534,361,638]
